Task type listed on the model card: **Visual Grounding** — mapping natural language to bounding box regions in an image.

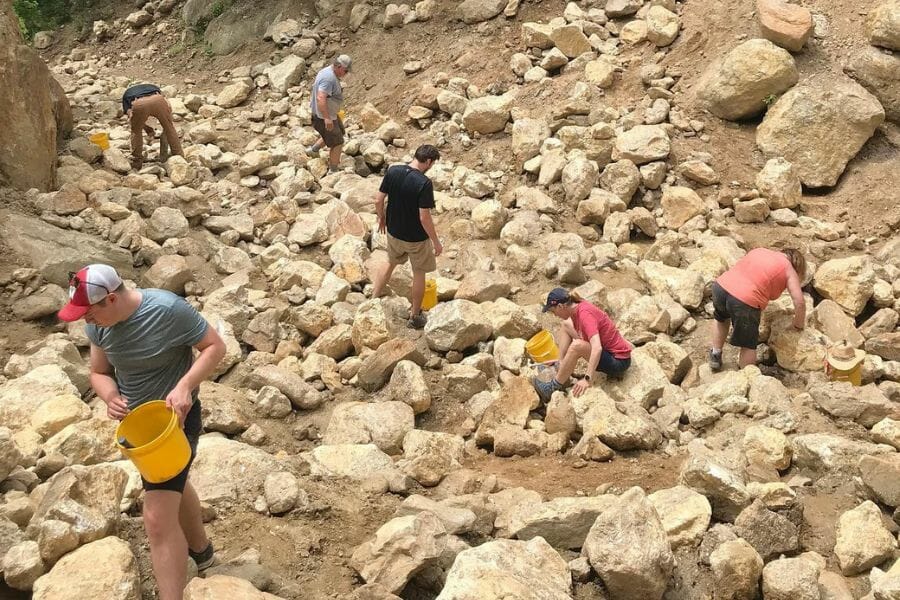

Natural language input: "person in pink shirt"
[532,288,633,401]
[709,247,807,371]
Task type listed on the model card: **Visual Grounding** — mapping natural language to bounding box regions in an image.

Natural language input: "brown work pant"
[130,93,183,160]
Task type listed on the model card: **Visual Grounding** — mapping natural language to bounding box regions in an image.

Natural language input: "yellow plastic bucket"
[422,279,438,311]
[115,400,191,483]
[89,132,110,150]
[829,364,862,386]
[526,330,559,363]
[337,109,346,121]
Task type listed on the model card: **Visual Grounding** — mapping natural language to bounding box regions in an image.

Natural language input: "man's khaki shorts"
[387,234,436,273]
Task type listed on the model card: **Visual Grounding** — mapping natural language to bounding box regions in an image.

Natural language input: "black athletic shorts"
[142,400,201,493]
[712,282,762,350]
[312,115,345,148]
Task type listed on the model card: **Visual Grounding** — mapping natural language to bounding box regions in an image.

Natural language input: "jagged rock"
[389,360,431,414]
[582,487,675,600]
[585,58,616,88]
[792,433,894,476]
[550,24,591,58]
[647,486,712,548]
[358,338,425,392]
[868,0,900,50]
[859,454,900,507]
[456,270,511,303]
[868,333,900,361]
[184,574,286,599]
[351,300,392,353]
[733,500,799,560]
[697,38,798,120]
[603,348,669,408]
[31,536,139,599]
[2,540,44,591]
[199,382,250,435]
[190,436,286,506]
[580,392,662,451]
[873,418,900,449]
[757,74,884,187]
[613,125,670,165]
[247,364,323,410]
[512,119,551,166]
[304,444,401,482]
[324,402,414,455]
[809,380,896,428]
[351,512,448,594]
[562,157,599,202]
[143,254,192,294]
[743,425,791,471]
[394,496,476,534]
[264,471,301,515]
[811,299,865,347]
[436,537,571,600]
[216,80,252,108]
[646,6,680,47]
[507,495,617,549]
[757,0,813,51]
[605,0,643,17]
[42,418,119,465]
[264,55,305,93]
[680,454,751,522]
[475,377,539,446]
[710,539,764,600]
[813,255,876,316]
[639,261,705,310]
[397,430,464,486]
[762,557,820,600]
[462,94,512,134]
[471,200,507,238]
[424,300,493,352]
[661,185,705,229]
[835,501,896,575]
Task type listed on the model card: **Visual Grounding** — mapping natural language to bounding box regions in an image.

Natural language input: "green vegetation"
[192,0,233,37]
[13,0,101,40]
[763,93,779,107]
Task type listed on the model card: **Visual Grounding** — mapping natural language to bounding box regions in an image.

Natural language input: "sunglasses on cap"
[68,271,111,295]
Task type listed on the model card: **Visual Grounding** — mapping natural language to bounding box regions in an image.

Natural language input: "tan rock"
[756,0,813,52]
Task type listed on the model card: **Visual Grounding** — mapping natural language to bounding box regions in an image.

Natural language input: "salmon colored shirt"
[716,248,791,310]
[572,301,633,359]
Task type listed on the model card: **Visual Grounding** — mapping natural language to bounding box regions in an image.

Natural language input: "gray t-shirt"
[309,65,344,119]
[86,289,208,410]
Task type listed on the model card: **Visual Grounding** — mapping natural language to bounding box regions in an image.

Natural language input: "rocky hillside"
[1,0,900,598]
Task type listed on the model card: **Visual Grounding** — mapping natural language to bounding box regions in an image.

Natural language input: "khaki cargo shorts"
[387,234,436,273]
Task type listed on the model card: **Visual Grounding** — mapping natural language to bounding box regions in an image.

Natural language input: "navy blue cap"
[542,288,570,312]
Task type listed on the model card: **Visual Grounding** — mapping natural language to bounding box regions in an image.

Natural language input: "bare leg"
[410,269,426,316]
[328,144,343,169]
[144,490,188,600]
[555,339,590,385]
[711,320,730,352]
[371,261,397,298]
[738,348,757,368]
[178,481,209,553]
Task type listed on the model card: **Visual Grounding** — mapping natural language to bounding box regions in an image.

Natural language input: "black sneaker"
[189,542,215,570]
[708,349,723,372]
[408,313,427,330]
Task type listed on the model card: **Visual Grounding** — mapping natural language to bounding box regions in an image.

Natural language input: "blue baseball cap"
[542,288,570,312]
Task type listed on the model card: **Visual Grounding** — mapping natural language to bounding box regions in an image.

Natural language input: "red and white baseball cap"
[57,264,123,322]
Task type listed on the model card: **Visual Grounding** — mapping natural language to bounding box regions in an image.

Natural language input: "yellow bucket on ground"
[89,132,110,150]
[115,400,191,483]
[526,330,559,363]
[422,279,438,311]
[337,109,346,121]
[829,364,862,386]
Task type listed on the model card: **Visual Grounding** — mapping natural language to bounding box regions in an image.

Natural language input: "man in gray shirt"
[58,264,225,600]
[307,54,351,173]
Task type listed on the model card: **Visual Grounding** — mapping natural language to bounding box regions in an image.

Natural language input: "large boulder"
[507,495,617,550]
[582,487,675,600]
[458,0,506,24]
[792,433,893,476]
[613,125,671,165]
[351,512,448,594]
[462,94,513,134]
[844,47,900,123]
[647,486,712,548]
[31,536,139,600]
[436,537,571,600]
[834,500,896,576]
[424,300,493,352]
[638,261,705,310]
[0,3,69,191]
[756,74,885,187]
[697,38,798,121]
[761,557,820,600]
[812,255,876,316]
[184,574,285,599]
[303,444,401,482]
[190,436,286,505]
[323,402,414,455]
[0,211,134,286]
[397,430,464,487]
[710,539,764,600]
[680,454,751,522]
[264,55,305,93]
[868,0,900,50]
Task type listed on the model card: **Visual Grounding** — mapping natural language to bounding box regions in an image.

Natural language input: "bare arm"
[316,89,331,120]
[786,268,806,330]
[419,208,442,256]
[166,325,226,423]
[584,334,604,378]
[90,344,128,420]
[375,191,387,233]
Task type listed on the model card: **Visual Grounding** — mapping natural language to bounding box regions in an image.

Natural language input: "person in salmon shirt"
[709,247,807,371]
[532,288,633,401]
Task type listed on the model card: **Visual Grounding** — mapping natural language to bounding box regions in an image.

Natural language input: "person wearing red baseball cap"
[59,264,225,600]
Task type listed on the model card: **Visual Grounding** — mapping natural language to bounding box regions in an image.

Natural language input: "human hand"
[324,118,334,131]
[433,239,443,257]
[106,395,129,421]
[542,359,559,366]
[572,378,591,398]
[165,385,192,426]
[378,218,386,234]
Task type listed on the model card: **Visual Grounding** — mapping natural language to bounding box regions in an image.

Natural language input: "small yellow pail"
[526,330,559,363]
[337,109,346,121]
[89,132,110,150]
[829,364,862,387]
[115,400,191,483]
[421,279,438,311]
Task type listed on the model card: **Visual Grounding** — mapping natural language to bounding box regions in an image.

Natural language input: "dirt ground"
[3,0,899,598]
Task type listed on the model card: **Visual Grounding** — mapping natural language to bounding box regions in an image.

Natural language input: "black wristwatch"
[583,374,593,383]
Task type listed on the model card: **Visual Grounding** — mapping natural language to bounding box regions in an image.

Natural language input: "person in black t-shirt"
[371,144,442,329]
